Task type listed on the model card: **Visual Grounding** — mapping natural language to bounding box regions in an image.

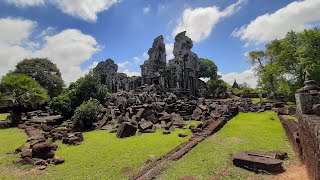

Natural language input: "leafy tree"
[50,72,110,117]
[14,58,64,98]
[72,98,102,130]
[198,58,219,78]
[0,74,48,126]
[247,28,320,101]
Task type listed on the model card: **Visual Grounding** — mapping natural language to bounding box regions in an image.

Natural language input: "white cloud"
[118,61,129,68]
[0,17,101,86]
[0,17,36,45]
[5,0,118,22]
[5,0,44,7]
[232,0,320,44]
[221,68,258,88]
[52,0,118,22]
[173,0,244,42]
[143,6,150,14]
[200,77,210,83]
[122,69,141,77]
[165,43,174,60]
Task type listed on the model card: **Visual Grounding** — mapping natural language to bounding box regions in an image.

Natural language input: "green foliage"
[0,113,10,120]
[248,28,320,100]
[72,98,102,130]
[50,72,110,118]
[0,74,49,110]
[198,58,219,78]
[160,111,295,179]
[49,92,72,118]
[14,58,64,98]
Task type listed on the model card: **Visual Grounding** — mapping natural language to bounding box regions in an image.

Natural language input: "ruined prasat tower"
[95,31,201,96]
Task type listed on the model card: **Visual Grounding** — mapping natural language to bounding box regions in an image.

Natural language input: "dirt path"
[269,162,309,180]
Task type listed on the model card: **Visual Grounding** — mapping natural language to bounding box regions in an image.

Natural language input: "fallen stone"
[52,156,65,165]
[116,123,137,138]
[178,133,188,138]
[232,151,284,172]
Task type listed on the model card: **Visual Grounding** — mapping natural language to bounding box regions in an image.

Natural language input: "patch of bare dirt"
[0,166,44,178]
[122,167,134,175]
[269,162,309,180]
[178,176,197,180]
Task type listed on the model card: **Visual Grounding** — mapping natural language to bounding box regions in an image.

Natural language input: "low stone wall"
[235,93,267,98]
[297,113,320,180]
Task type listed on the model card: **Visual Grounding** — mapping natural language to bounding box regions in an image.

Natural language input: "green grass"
[281,115,299,122]
[0,128,28,179]
[251,98,267,103]
[0,113,10,120]
[159,111,295,180]
[0,123,195,180]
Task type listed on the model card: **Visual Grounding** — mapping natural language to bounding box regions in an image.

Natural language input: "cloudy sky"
[1,0,320,86]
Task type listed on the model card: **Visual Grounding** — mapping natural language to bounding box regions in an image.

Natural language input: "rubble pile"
[95,86,277,138]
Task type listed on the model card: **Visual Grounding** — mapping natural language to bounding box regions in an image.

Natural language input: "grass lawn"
[0,128,28,179]
[0,124,195,180]
[0,113,10,120]
[159,111,295,180]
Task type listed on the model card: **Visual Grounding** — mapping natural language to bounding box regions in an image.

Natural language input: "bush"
[49,72,110,118]
[72,98,102,130]
[49,92,72,118]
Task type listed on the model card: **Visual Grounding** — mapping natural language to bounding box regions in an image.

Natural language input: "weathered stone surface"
[31,141,56,160]
[116,123,137,138]
[232,151,284,172]
[312,104,320,116]
[53,156,65,165]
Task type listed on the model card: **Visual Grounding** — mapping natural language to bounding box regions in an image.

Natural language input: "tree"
[247,28,320,101]
[72,98,102,130]
[14,58,64,98]
[198,58,219,78]
[0,74,48,126]
[50,72,110,118]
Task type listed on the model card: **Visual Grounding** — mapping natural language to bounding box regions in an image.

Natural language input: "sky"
[0,0,320,87]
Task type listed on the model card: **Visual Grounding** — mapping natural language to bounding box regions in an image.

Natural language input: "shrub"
[49,92,72,118]
[72,98,102,130]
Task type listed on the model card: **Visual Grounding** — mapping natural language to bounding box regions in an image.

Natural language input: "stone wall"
[297,113,320,180]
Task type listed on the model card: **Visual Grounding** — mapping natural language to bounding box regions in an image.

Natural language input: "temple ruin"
[94,31,201,96]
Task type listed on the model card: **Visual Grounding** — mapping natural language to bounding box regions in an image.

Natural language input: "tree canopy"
[50,72,109,118]
[247,28,320,100]
[198,58,219,79]
[14,58,64,98]
[0,74,48,125]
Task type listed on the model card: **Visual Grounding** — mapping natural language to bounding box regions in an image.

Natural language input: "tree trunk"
[10,107,22,127]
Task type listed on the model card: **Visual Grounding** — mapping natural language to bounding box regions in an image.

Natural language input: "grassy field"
[0,124,195,180]
[0,113,10,120]
[0,128,28,179]
[159,111,295,180]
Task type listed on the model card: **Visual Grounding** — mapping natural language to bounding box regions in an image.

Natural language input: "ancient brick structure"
[94,32,200,96]
[141,32,200,96]
[93,59,141,93]
[287,71,320,180]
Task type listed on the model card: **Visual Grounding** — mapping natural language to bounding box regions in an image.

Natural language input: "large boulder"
[116,123,137,138]
[31,141,57,160]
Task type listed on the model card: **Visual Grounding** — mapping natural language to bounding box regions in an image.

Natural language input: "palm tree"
[0,74,49,126]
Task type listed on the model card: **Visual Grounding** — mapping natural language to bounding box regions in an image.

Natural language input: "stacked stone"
[296,71,320,115]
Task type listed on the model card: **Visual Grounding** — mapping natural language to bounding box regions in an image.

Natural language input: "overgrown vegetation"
[0,74,49,126]
[160,111,295,179]
[13,58,64,98]
[50,72,110,118]
[247,28,320,101]
[72,98,102,130]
